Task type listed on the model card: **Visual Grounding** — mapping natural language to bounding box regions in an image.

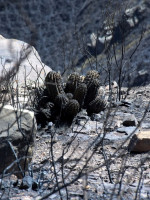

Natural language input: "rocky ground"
[0,1,150,198]
[0,83,150,200]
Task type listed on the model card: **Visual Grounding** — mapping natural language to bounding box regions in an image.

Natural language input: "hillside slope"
[0,0,149,86]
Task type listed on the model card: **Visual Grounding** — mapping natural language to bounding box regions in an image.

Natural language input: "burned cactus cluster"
[35,70,107,126]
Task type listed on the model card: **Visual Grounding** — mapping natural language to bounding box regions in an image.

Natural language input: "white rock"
[0,36,52,88]
[105,81,118,90]
[90,33,97,47]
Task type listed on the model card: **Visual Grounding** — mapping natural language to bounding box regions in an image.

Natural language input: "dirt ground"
[0,84,150,200]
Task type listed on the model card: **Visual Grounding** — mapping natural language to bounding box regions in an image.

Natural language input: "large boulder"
[0,35,52,88]
[0,105,37,177]
[128,130,150,152]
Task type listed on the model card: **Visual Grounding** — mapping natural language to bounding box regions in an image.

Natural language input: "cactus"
[63,99,80,121]
[84,70,100,86]
[40,69,108,126]
[66,93,73,100]
[84,78,101,108]
[54,93,69,110]
[45,71,64,102]
[65,72,82,94]
[73,83,87,107]
[87,96,107,115]
[35,101,54,126]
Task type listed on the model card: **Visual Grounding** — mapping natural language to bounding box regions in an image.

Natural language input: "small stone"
[105,81,118,90]
[19,175,38,190]
[123,114,138,126]
[19,176,33,189]
[128,130,150,152]
[91,113,101,121]
[117,127,136,135]
[111,81,118,88]
[48,122,53,127]
[120,100,132,107]
[77,114,89,121]
[79,120,86,126]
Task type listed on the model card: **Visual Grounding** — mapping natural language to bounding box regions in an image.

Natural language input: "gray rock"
[117,127,136,135]
[141,122,150,129]
[128,130,150,152]
[19,175,33,189]
[19,175,38,190]
[77,109,88,119]
[91,113,101,121]
[105,81,118,90]
[120,100,132,107]
[0,105,37,177]
[123,114,138,126]
[101,132,128,141]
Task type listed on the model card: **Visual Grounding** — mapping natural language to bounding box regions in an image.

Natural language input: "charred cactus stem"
[45,71,64,102]
[35,102,54,126]
[87,96,107,115]
[54,93,69,111]
[65,72,82,94]
[73,83,87,107]
[66,93,73,100]
[84,79,101,108]
[63,99,80,121]
[84,70,100,86]
[37,96,50,108]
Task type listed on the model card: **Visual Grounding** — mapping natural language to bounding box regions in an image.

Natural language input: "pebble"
[91,113,101,121]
